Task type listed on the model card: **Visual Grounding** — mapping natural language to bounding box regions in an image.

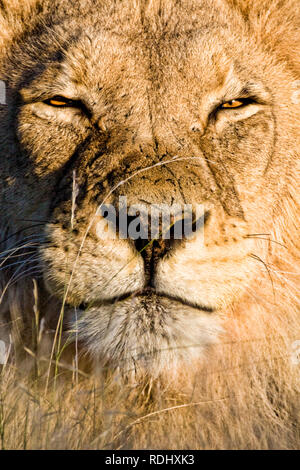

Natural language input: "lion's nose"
[135,238,172,286]
[118,211,204,286]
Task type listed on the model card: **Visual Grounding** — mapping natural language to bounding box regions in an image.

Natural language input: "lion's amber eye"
[44,96,73,107]
[221,99,246,109]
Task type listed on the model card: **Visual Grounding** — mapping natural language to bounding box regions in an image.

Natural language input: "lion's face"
[1,0,299,375]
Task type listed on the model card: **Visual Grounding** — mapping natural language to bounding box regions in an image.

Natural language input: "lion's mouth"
[78,287,215,313]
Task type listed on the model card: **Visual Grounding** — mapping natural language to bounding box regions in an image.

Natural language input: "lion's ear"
[227,0,300,74]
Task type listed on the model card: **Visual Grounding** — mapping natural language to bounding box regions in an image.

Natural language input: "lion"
[0,0,299,449]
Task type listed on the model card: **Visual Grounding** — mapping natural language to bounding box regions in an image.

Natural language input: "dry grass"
[0,314,299,450]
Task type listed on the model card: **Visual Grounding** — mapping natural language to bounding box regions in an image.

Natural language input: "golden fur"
[0,0,299,449]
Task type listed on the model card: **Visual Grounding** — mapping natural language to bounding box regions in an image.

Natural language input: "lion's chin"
[69,291,223,379]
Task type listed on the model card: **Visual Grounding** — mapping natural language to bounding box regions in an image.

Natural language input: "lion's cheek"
[155,228,255,310]
[40,226,144,305]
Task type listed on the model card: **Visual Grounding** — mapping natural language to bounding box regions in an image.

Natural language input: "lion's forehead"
[61,30,237,92]
[57,0,231,39]
[16,0,251,98]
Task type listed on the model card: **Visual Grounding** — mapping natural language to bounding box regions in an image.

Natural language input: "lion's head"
[0,0,299,380]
